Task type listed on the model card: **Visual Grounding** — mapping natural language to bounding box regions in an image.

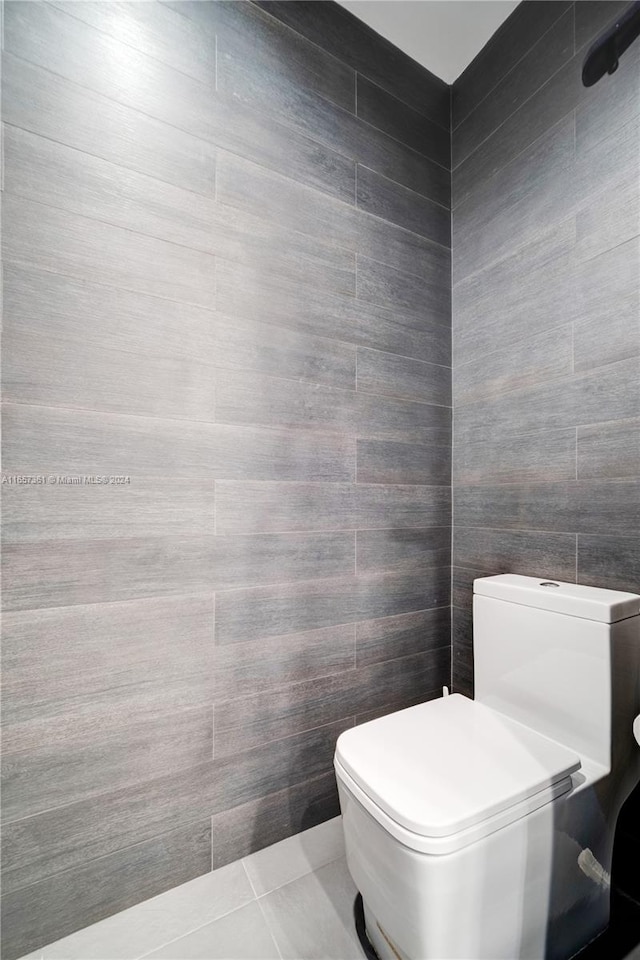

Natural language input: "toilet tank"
[473,575,640,770]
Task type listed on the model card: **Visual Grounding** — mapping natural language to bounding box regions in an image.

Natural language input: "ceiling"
[337,1,520,84]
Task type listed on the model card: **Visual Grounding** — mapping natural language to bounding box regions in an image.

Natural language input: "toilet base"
[339,777,613,960]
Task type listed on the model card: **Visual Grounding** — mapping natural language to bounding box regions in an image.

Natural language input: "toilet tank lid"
[474,574,640,622]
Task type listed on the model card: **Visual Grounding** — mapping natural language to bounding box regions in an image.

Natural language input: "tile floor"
[19,815,640,960]
[19,818,361,960]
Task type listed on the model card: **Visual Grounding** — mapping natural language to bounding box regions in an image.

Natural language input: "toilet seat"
[335,694,581,856]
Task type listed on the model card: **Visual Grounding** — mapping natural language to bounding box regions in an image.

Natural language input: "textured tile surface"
[451,0,640,783]
[1,2,452,954]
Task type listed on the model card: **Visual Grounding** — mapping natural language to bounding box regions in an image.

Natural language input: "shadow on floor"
[575,889,640,960]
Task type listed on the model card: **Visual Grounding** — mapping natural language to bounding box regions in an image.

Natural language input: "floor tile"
[243,816,344,897]
[36,862,253,960]
[141,901,280,960]
[259,858,361,960]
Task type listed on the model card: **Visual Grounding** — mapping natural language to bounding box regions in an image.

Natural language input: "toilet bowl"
[335,575,640,960]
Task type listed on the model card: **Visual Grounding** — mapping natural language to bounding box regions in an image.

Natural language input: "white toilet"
[335,575,640,960]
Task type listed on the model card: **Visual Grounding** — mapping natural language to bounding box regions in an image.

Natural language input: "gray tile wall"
[0,2,451,955]
[451,1,640,696]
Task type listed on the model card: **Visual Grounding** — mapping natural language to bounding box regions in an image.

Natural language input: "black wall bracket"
[582,1,640,86]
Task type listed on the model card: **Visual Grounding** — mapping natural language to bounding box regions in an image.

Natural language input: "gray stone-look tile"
[2,478,213,544]
[216,260,452,366]
[259,857,361,960]
[2,532,355,611]
[453,116,576,283]
[209,773,340,870]
[2,404,355,482]
[453,1,572,127]
[355,393,451,446]
[216,149,445,281]
[2,705,213,822]
[454,40,581,211]
[217,43,450,206]
[2,596,214,725]
[51,0,217,85]
[254,1,450,127]
[357,439,450,485]
[356,606,450,666]
[144,900,280,960]
[453,527,577,582]
[578,535,640,594]
[454,324,572,404]
[452,565,490,610]
[356,75,451,167]
[453,219,576,366]
[453,430,577,484]
[1,822,212,960]
[213,625,355,702]
[575,172,640,263]
[3,1,218,142]
[215,568,450,646]
[357,347,451,406]
[574,237,640,371]
[214,649,446,757]
[356,527,451,575]
[454,359,640,444]
[356,166,450,247]
[242,816,344,897]
[452,604,474,698]
[2,52,216,197]
[215,481,449,534]
[3,195,216,307]
[453,6,574,170]
[1,263,217,422]
[357,253,450,324]
[3,124,216,251]
[578,419,640,480]
[454,481,640,536]
[37,861,254,960]
[215,370,451,446]
[213,312,356,391]
[1,721,350,895]
[176,0,355,114]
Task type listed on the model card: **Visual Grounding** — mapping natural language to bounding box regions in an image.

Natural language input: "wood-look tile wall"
[451,1,640,696]
[0,2,451,955]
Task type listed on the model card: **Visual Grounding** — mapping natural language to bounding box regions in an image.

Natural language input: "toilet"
[335,575,640,960]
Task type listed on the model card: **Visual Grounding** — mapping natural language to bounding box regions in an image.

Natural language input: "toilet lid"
[335,694,581,839]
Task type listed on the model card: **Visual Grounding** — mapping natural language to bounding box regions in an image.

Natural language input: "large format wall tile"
[453,1,572,127]
[215,482,449,534]
[1,821,213,960]
[2,531,356,611]
[355,75,450,168]
[215,568,450,647]
[1,719,351,894]
[254,0,450,126]
[357,438,451,485]
[453,5,574,169]
[355,607,450,666]
[212,624,356,702]
[217,260,452,366]
[1,2,452,954]
[3,195,216,307]
[2,403,356,482]
[2,596,215,723]
[216,38,450,205]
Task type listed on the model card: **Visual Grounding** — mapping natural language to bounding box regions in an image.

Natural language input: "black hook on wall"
[582,1,640,86]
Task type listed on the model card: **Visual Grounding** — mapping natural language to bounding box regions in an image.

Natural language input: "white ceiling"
[337,1,520,84]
